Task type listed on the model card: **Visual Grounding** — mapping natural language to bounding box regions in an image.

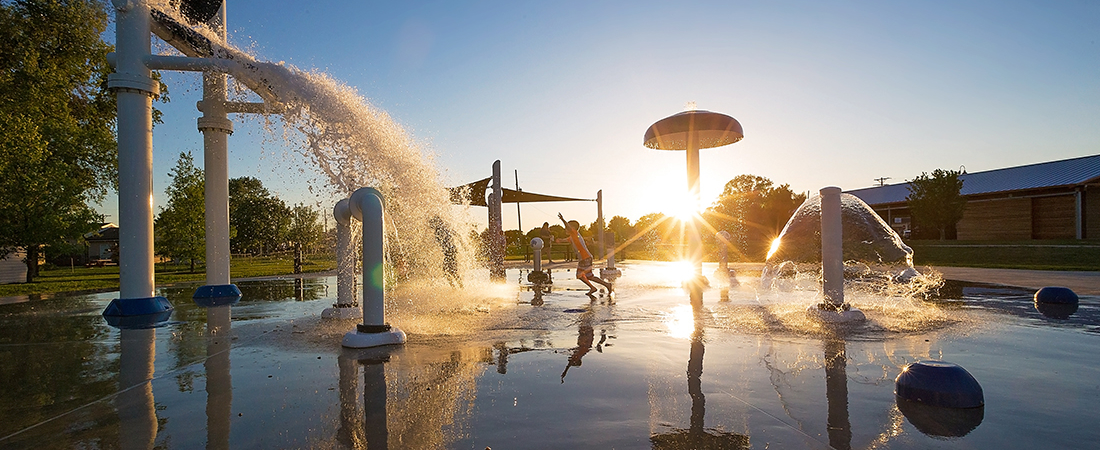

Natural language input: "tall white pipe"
[111,0,158,300]
[821,186,844,305]
[200,3,233,287]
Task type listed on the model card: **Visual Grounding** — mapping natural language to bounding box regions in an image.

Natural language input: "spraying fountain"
[644,109,743,299]
[760,187,930,323]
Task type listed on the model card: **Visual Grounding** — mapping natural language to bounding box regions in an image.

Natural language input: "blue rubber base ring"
[102,297,173,329]
[193,284,242,307]
[895,360,984,409]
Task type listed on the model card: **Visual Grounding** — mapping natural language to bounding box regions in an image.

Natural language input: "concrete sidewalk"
[932,266,1100,296]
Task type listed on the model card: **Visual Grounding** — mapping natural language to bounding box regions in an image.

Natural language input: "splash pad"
[45,2,1092,448]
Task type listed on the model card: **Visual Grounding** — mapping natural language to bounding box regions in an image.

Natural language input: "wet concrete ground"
[1,262,1099,449]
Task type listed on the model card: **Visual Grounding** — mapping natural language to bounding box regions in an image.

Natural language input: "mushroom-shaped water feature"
[644,109,743,295]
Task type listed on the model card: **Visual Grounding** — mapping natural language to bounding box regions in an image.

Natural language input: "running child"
[558,213,613,295]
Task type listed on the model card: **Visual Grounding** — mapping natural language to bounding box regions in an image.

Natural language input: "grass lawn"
[0,253,336,298]
[908,239,1100,271]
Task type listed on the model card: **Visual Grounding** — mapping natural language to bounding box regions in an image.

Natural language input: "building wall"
[0,249,27,284]
[1032,194,1076,239]
[1088,185,1100,239]
[957,197,1031,240]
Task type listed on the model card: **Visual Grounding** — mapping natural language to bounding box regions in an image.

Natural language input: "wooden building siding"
[1031,195,1076,239]
[957,197,1031,240]
[0,249,27,284]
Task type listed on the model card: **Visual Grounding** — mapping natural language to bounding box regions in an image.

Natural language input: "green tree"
[229,177,290,255]
[0,0,116,282]
[906,169,966,240]
[607,215,634,245]
[286,204,323,252]
[155,152,205,272]
[708,175,806,260]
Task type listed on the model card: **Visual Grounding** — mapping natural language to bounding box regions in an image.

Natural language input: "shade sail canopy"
[643,110,743,150]
[449,178,593,206]
[501,189,592,203]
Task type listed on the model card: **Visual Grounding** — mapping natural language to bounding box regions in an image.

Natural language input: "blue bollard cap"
[1034,286,1078,305]
[193,284,243,307]
[895,360,984,408]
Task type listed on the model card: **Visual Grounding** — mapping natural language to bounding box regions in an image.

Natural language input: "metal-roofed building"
[847,154,1100,240]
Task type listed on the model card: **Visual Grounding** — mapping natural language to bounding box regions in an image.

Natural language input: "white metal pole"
[110,0,158,300]
[821,186,844,306]
[200,3,233,288]
[686,138,702,279]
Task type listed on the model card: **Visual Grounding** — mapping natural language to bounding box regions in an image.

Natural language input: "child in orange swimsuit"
[558,213,614,295]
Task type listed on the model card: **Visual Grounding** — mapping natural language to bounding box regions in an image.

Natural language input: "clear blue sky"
[102,0,1100,231]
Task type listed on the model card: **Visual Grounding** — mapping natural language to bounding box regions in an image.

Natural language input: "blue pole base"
[102,296,173,329]
[192,284,242,307]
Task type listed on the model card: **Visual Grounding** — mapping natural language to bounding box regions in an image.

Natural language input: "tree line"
[155,153,327,272]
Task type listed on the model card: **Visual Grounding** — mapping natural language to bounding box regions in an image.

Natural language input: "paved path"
[932,266,1100,296]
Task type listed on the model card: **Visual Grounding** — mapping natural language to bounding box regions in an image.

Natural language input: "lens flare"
[766,237,782,260]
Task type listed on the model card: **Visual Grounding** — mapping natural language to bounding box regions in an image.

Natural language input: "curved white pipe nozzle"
[333,198,352,226]
[349,187,385,222]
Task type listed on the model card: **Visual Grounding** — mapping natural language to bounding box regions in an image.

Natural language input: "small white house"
[0,248,28,284]
[85,223,119,262]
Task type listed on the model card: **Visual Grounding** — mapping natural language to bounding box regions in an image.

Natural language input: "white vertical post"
[685,132,703,281]
[820,186,844,306]
[199,3,233,288]
[111,0,158,301]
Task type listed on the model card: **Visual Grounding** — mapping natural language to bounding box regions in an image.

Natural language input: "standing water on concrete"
[2,263,1099,449]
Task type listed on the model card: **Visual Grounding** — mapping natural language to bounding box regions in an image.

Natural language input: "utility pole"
[515,170,522,235]
[873,177,891,187]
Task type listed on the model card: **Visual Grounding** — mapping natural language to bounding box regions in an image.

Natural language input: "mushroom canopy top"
[643,110,743,151]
